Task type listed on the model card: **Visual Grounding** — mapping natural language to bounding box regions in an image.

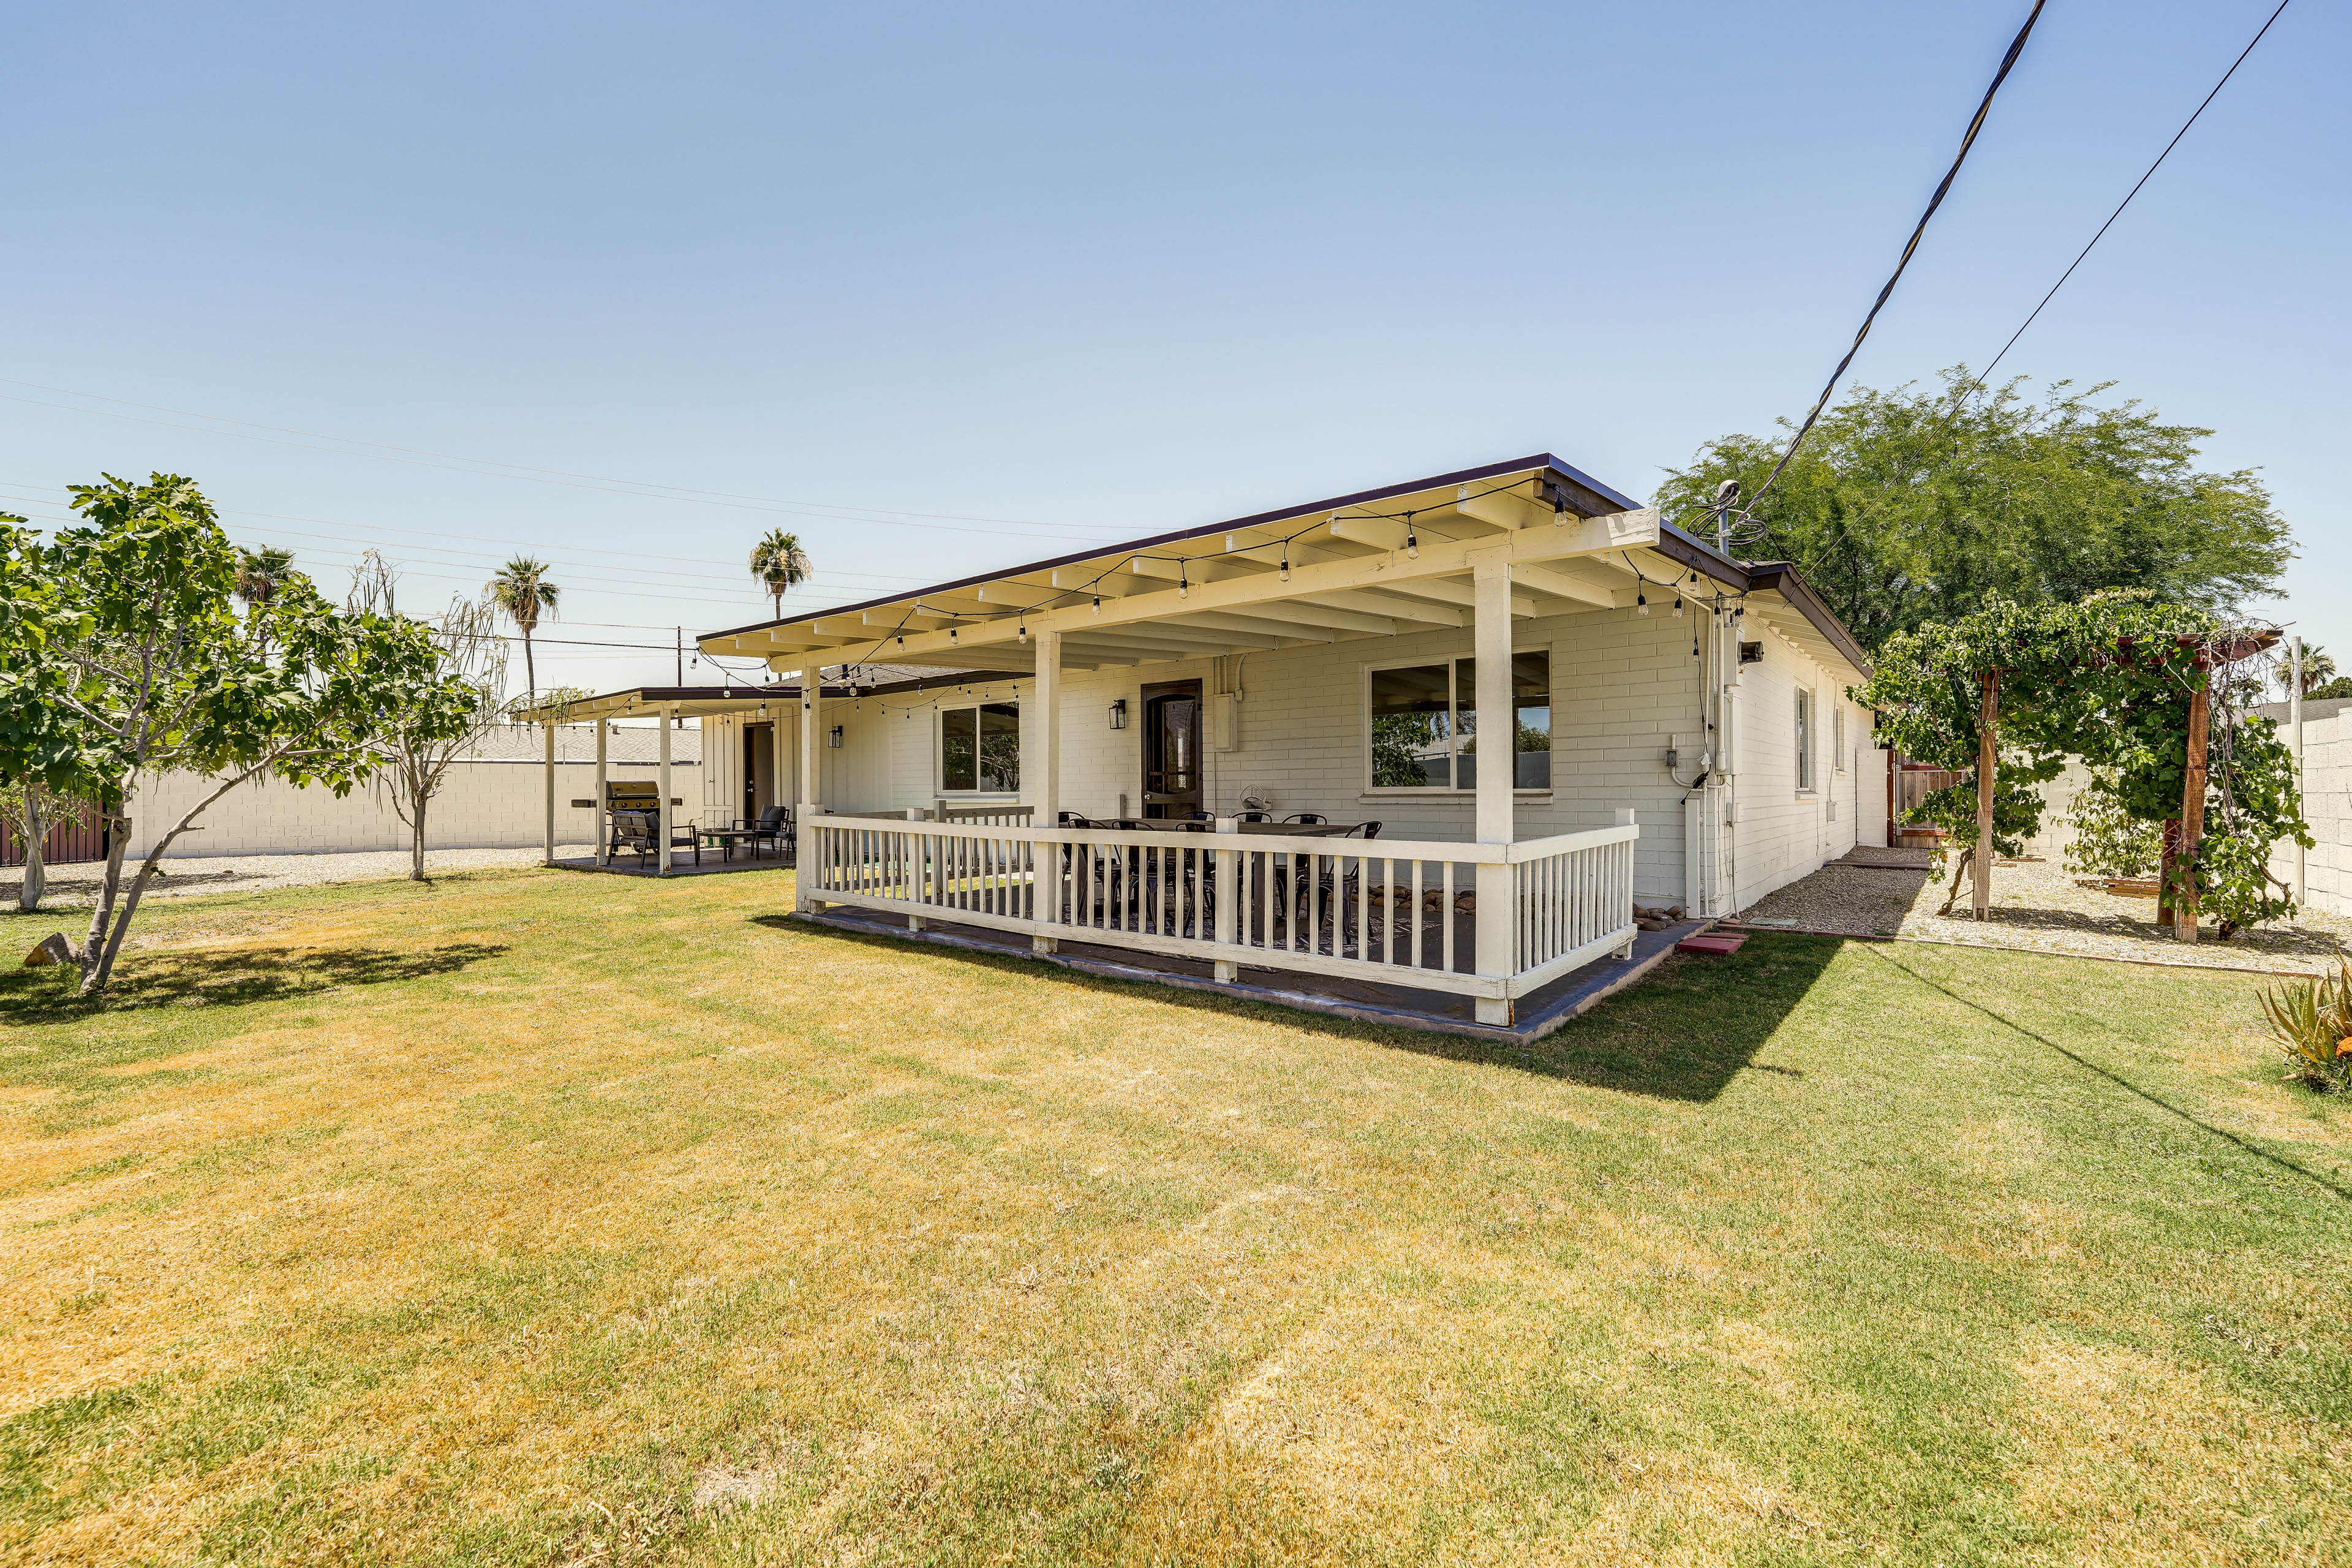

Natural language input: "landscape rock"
[23,933,75,968]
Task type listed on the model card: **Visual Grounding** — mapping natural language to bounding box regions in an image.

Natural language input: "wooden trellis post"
[2174,680,2211,943]
[1973,671,1997,920]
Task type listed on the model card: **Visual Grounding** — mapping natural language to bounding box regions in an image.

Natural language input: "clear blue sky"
[5,1,2342,698]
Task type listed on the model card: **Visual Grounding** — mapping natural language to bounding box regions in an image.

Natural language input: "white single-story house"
[534,455,1884,1035]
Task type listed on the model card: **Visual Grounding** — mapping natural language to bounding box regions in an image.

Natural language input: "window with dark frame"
[1367,654,1550,791]
[941,701,1020,793]
[1795,688,1814,792]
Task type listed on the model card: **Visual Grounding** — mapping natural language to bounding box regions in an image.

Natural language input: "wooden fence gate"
[1,800,108,867]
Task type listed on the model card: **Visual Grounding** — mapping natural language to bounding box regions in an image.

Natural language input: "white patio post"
[1033,629,1061,954]
[594,718,609,867]
[785,714,804,827]
[797,668,821,911]
[1471,553,1515,1025]
[2291,634,2306,903]
[658,703,675,875]
[541,720,556,866]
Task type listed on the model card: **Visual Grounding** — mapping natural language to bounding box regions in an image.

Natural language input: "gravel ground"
[1738,849,2352,974]
[1,845,600,910]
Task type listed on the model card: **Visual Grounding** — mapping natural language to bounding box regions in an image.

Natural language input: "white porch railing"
[797,817,1638,1011]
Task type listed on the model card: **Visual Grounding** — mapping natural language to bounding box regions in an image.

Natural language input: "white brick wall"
[1722,614,1869,908]
[712,601,1874,909]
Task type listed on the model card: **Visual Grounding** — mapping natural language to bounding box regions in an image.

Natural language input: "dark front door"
[1140,680,1202,819]
[744,723,774,821]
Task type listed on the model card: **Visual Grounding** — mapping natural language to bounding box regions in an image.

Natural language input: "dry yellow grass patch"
[4,871,2350,1564]
[2011,1335,2352,1567]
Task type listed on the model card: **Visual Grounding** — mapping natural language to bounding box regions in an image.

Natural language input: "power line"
[0,479,943,584]
[0,492,919,611]
[1741,0,2048,522]
[1970,0,2296,390]
[0,388,1134,543]
[0,374,1127,532]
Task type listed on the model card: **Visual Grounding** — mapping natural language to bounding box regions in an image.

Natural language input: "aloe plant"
[2258,951,2352,1091]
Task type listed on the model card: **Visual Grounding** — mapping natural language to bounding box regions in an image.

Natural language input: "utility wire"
[1743,0,2048,519]
[1969,0,2295,391]
[0,390,1132,543]
[0,481,938,585]
[0,375,1121,533]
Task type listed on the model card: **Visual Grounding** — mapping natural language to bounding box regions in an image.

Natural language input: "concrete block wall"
[127,725,699,859]
[2272,703,2350,916]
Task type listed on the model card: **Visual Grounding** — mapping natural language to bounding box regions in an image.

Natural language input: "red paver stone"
[1675,933,1747,957]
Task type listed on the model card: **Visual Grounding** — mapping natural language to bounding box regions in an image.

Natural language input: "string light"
[1177,564,1189,599]
[1636,592,1649,617]
[1017,618,1027,643]
[1092,594,1101,614]
[1405,519,1418,560]
[1673,597,1684,618]
[1279,549,1289,583]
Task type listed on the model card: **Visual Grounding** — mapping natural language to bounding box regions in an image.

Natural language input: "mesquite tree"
[0,475,465,995]
[347,553,506,881]
[1858,591,2312,940]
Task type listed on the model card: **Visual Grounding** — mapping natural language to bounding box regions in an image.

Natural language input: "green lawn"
[4,867,2349,1566]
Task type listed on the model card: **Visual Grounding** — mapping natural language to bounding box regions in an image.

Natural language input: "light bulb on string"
[1278,549,1290,583]
[1091,594,1101,614]
[1177,564,1189,599]
[1635,592,1649,617]
[1673,597,1684,618]
[1405,524,1418,560]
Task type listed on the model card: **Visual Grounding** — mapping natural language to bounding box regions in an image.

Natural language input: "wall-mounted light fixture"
[1107,698,1128,731]
[827,725,845,748]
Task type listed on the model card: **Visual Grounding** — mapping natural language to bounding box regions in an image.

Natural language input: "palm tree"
[2281,644,2337,699]
[488,557,560,711]
[748,529,813,619]
[233,546,297,650]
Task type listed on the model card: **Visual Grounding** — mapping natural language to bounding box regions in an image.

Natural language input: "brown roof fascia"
[1740,563,1874,675]
[697,453,1644,644]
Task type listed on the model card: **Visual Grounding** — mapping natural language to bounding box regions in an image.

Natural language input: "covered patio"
[680,454,1874,1033]
[516,674,1020,877]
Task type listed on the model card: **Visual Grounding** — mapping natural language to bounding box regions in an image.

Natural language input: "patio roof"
[693,454,1871,677]
[511,669,1025,726]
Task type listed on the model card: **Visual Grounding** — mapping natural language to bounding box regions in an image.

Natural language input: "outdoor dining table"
[1110,819,1373,946]
[1132,818,1357,837]
[697,826,775,862]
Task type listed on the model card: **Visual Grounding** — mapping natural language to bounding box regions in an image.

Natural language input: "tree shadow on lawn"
[1861,943,2352,1203]
[0,941,511,1027]
[756,913,1839,1104]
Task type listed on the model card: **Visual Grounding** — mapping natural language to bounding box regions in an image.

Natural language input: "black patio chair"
[668,815,703,867]
[611,810,658,867]
[1283,812,1328,825]
[731,805,791,860]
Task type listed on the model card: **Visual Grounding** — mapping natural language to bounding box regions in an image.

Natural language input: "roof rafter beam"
[1161,611,1337,644]
[861,508,1660,662]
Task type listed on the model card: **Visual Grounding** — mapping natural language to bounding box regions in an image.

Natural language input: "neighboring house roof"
[692,453,1871,679]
